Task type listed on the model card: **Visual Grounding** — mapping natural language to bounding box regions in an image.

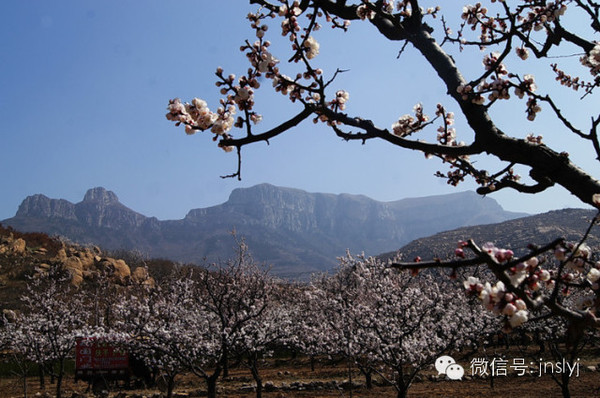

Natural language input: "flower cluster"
[391,103,428,137]
[459,1,566,44]
[167,1,353,149]
[514,74,537,99]
[356,4,376,20]
[525,97,542,121]
[303,36,320,59]
[457,65,541,119]
[245,39,280,74]
[516,47,529,60]
[560,242,593,273]
[435,104,459,147]
[550,63,595,92]
[526,133,543,145]
[482,52,507,75]
[517,1,568,33]
[464,277,529,329]
[166,98,218,135]
[328,90,350,111]
[462,234,600,332]
[580,42,600,76]
[456,84,485,105]
[461,3,508,43]
[279,2,303,38]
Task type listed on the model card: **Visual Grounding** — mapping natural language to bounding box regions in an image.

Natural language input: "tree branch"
[220,106,315,148]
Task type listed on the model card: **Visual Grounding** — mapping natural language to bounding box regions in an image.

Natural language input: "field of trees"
[1,226,599,398]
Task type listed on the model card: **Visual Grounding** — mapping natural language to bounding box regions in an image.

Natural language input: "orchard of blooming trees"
[2,243,499,398]
[166,0,600,352]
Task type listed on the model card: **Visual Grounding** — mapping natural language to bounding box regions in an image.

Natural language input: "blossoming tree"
[6,271,93,398]
[230,283,293,398]
[307,256,382,391]
[115,277,219,398]
[310,254,493,398]
[192,239,277,397]
[166,1,600,334]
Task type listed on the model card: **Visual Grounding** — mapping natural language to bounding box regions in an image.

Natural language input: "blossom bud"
[509,310,528,327]
[515,299,527,311]
[587,268,600,283]
[503,303,517,316]
[526,257,539,267]
[540,270,551,282]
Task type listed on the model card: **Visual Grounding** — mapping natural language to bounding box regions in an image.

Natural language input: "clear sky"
[1,1,597,222]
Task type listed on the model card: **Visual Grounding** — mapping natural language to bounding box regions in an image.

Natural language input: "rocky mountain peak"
[83,187,119,205]
[15,194,76,220]
[228,183,306,204]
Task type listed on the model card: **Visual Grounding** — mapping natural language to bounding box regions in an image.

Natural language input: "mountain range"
[2,184,526,278]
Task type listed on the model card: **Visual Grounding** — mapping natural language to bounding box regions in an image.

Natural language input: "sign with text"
[76,337,128,371]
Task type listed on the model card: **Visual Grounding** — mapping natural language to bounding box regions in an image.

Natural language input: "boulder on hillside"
[74,248,96,269]
[96,258,131,283]
[11,238,26,255]
[55,248,68,263]
[132,266,155,287]
[62,256,84,286]
[0,236,27,255]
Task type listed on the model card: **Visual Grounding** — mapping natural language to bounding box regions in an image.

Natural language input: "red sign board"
[76,337,129,370]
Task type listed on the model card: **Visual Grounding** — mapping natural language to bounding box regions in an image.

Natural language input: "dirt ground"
[2,356,600,398]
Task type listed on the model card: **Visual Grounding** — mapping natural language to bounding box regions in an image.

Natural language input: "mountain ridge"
[383,208,600,263]
[3,184,526,278]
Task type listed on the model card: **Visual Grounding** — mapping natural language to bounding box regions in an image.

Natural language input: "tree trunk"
[206,367,222,398]
[347,359,353,398]
[560,372,571,398]
[359,367,373,389]
[222,343,229,378]
[396,384,408,398]
[395,367,409,398]
[166,375,175,398]
[22,371,27,398]
[206,377,218,398]
[38,365,45,389]
[535,331,545,354]
[249,361,263,398]
[54,360,64,398]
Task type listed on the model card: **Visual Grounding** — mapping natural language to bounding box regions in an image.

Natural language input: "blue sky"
[1,1,597,221]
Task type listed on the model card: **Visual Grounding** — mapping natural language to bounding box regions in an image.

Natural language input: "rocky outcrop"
[0,236,27,257]
[0,229,149,288]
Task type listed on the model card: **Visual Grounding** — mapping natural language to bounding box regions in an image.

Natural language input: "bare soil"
[2,356,600,398]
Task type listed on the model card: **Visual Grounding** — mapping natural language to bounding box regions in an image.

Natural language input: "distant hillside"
[2,184,525,278]
[383,208,599,262]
